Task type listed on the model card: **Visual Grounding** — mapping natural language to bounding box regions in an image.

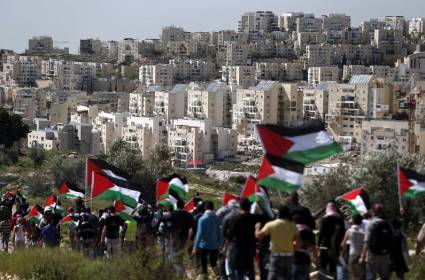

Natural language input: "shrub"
[0,247,182,280]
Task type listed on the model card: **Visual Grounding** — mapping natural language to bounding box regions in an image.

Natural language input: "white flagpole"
[397,162,404,215]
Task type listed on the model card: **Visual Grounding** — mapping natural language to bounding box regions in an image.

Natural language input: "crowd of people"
[0,190,425,280]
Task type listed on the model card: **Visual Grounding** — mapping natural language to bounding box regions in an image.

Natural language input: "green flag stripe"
[257,177,300,193]
[284,142,342,164]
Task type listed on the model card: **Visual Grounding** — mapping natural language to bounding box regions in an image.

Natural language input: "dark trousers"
[258,249,270,280]
[320,249,337,275]
[227,243,255,280]
[200,249,219,274]
[268,255,293,280]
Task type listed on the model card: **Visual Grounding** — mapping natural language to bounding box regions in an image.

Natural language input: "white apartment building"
[187,81,230,127]
[409,18,425,37]
[154,84,187,119]
[129,85,158,117]
[308,67,340,86]
[169,58,216,82]
[303,82,331,120]
[238,11,278,34]
[167,118,237,167]
[221,65,256,88]
[322,14,351,31]
[232,81,281,142]
[118,38,139,63]
[360,120,425,156]
[304,44,332,66]
[225,43,250,66]
[139,64,173,87]
[325,75,393,148]
[92,111,129,154]
[122,115,165,159]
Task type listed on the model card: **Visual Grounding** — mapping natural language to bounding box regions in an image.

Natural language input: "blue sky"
[1,0,424,53]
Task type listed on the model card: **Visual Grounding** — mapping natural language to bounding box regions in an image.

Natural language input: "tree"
[0,108,29,148]
[26,172,52,197]
[106,140,143,178]
[28,147,46,166]
[303,146,425,231]
[49,155,85,190]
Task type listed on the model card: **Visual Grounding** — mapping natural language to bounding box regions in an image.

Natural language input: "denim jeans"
[292,264,310,280]
[268,255,293,280]
[366,254,391,280]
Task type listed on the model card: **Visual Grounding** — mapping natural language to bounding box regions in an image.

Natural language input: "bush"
[0,247,182,280]
[28,147,46,166]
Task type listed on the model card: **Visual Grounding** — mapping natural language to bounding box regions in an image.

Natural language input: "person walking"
[390,219,408,280]
[167,200,194,274]
[341,214,365,280]
[256,204,301,280]
[318,202,346,279]
[11,217,26,251]
[0,218,10,252]
[224,198,258,280]
[192,201,223,279]
[359,203,393,280]
[293,214,318,280]
[101,206,125,258]
[287,192,315,230]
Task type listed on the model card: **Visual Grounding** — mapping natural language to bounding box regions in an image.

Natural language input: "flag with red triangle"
[338,187,370,215]
[184,198,196,213]
[399,167,425,199]
[223,192,239,206]
[256,154,305,193]
[241,176,274,218]
[27,205,43,224]
[256,123,341,164]
[58,181,84,199]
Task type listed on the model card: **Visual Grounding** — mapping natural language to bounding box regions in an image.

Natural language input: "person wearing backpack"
[359,203,393,280]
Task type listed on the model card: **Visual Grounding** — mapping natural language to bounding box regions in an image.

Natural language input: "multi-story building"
[118,38,139,63]
[308,67,340,86]
[13,88,47,120]
[360,120,425,156]
[169,58,216,82]
[409,18,425,37]
[325,75,393,148]
[154,84,188,119]
[303,82,330,120]
[221,65,256,88]
[304,44,332,66]
[225,43,250,66]
[280,83,304,126]
[92,111,129,153]
[167,118,237,167]
[187,81,231,127]
[232,80,281,140]
[238,11,278,34]
[322,14,351,31]
[139,64,173,87]
[26,36,53,54]
[278,12,315,32]
[129,85,158,116]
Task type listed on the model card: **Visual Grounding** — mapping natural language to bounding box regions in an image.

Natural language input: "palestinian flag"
[256,155,305,193]
[60,215,77,226]
[241,176,274,218]
[157,174,189,201]
[91,172,141,208]
[339,187,370,215]
[87,158,130,186]
[59,181,85,199]
[256,123,342,164]
[158,195,177,209]
[27,205,43,224]
[223,192,239,206]
[184,198,196,213]
[44,195,64,214]
[399,168,425,199]
[114,200,135,220]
